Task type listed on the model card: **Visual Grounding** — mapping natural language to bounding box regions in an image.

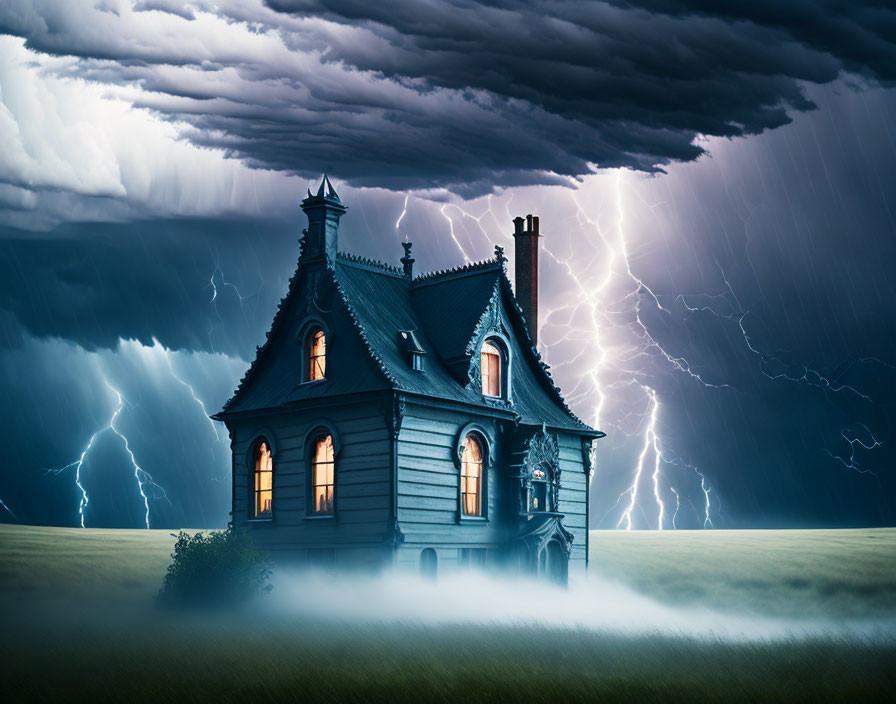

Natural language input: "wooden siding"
[396,406,503,567]
[229,399,391,562]
[557,432,588,574]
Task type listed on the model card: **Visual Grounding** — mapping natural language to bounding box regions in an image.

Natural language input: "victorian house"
[213,177,604,582]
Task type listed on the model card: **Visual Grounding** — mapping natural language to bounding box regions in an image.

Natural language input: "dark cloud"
[0,2,894,529]
[0,217,296,357]
[1,1,893,194]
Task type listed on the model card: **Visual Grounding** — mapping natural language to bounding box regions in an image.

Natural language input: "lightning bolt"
[207,258,251,352]
[823,424,883,475]
[45,378,169,528]
[675,260,890,473]
[0,498,16,521]
[694,468,714,529]
[396,193,409,232]
[104,380,169,528]
[440,173,730,530]
[668,485,680,529]
[152,338,221,443]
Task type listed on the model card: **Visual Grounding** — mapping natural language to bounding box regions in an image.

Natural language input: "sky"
[0,1,893,530]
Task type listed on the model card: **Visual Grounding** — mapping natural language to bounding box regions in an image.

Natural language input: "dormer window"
[308,328,326,381]
[398,330,426,372]
[481,340,503,397]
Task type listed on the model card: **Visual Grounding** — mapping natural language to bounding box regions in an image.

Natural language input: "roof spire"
[401,241,415,277]
[301,174,347,262]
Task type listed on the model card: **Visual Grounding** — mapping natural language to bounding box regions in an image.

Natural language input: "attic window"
[308,328,326,381]
[398,330,426,372]
[481,340,503,397]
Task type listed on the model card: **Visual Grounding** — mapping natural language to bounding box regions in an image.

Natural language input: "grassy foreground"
[1,525,895,703]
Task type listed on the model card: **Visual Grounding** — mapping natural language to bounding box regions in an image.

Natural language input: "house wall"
[394,403,506,571]
[394,403,592,575]
[556,432,589,575]
[229,398,392,566]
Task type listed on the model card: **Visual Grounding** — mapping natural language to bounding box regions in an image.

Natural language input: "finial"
[323,174,340,201]
[495,244,506,266]
[316,174,326,197]
[401,240,415,277]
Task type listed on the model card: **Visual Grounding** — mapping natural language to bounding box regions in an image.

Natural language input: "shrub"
[156,528,272,608]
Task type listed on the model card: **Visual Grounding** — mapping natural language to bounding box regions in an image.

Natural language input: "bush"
[156,528,272,608]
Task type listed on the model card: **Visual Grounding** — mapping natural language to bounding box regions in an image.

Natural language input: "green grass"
[589,529,896,618]
[1,525,895,703]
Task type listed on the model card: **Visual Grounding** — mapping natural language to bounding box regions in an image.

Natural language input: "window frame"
[303,422,341,520]
[454,424,492,522]
[246,432,277,523]
[298,319,329,386]
[460,435,484,517]
[479,334,511,400]
[310,433,335,516]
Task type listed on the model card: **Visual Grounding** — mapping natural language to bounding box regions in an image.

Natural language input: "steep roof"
[217,248,600,436]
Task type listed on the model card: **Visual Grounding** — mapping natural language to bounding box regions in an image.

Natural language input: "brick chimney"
[512,214,540,344]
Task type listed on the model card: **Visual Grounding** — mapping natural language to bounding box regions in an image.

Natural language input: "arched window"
[311,434,335,515]
[461,434,483,516]
[481,340,502,397]
[308,328,326,381]
[253,439,273,518]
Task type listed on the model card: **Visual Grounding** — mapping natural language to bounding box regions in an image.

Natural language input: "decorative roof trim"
[336,251,406,278]
[411,256,503,288]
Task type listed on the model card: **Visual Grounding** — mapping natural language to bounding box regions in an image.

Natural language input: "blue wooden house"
[213,177,604,582]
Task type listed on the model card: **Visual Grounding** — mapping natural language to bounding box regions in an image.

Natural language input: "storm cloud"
[1,0,893,195]
[0,2,893,530]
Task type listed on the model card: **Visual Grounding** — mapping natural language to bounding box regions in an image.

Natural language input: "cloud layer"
[1,0,893,196]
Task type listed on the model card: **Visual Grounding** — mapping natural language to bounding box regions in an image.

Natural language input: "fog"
[266,568,896,643]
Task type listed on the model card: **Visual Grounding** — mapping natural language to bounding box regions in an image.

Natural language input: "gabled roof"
[217,247,600,436]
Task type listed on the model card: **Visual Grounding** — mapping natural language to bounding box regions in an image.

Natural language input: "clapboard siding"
[230,399,391,556]
[397,404,503,546]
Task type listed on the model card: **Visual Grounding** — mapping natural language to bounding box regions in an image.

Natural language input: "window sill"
[459,515,489,523]
[304,514,336,521]
[296,379,327,388]
[247,517,273,523]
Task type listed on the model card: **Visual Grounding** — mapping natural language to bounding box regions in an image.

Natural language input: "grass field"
[2,525,895,703]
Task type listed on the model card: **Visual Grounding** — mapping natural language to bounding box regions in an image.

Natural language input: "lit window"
[309,329,326,381]
[481,341,502,397]
[311,434,334,515]
[530,480,547,512]
[253,440,273,518]
[461,435,483,516]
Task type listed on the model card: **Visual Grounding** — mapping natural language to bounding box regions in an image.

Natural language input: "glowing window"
[308,329,326,381]
[481,341,502,397]
[530,481,547,512]
[461,435,483,517]
[311,434,335,515]
[253,440,273,518]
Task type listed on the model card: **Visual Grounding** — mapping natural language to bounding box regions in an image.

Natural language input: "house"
[212,176,604,582]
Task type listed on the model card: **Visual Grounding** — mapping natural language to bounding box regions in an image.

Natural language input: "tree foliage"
[157,528,272,608]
